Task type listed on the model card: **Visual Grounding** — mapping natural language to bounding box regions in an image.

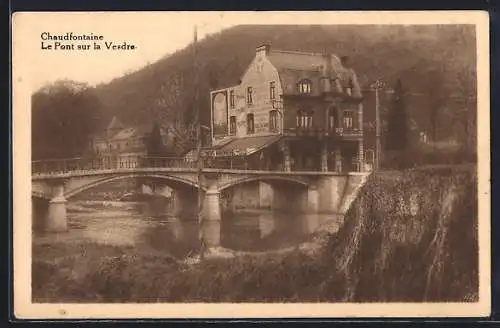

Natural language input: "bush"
[323,165,478,302]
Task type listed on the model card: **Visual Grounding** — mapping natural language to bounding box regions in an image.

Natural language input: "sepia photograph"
[12,11,490,318]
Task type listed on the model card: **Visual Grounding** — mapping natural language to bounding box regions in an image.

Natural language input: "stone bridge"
[32,166,370,246]
[32,167,320,199]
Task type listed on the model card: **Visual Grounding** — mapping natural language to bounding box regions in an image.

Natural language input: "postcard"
[12,11,490,319]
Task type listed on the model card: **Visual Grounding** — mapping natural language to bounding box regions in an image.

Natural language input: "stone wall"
[224,174,367,215]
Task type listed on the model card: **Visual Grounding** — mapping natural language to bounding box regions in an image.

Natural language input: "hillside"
[94,24,476,140]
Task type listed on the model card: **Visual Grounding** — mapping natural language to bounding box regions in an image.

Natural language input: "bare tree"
[154,71,198,155]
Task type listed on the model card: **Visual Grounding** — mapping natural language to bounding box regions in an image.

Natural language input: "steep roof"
[267,50,332,72]
[266,49,362,98]
[110,124,170,140]
[107,116,125,131]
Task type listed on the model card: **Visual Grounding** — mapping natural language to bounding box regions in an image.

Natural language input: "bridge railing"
[140,156,198,169]
[31,155,258,175]
[31,156,196,174]
[32,155,367,175]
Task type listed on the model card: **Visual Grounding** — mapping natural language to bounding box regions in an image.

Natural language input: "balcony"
[283,126,363,138]
[336,127,363,138]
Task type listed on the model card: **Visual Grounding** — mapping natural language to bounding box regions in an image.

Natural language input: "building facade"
[89,116,173,169]
[208,43,365,172]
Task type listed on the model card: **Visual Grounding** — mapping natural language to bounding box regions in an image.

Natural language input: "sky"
[12,11,484,92]
[15,12,240,91]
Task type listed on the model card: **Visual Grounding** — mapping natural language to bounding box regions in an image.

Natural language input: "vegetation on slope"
[96,25,475,121]
[32,165,478,303]
[326,164,478,302]
[32,25,476,159]
[31,81,104,160]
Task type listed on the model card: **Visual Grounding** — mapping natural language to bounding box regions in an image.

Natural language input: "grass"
[32,164,479,303]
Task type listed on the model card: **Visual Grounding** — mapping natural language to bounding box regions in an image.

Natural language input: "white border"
[12,11,490,319]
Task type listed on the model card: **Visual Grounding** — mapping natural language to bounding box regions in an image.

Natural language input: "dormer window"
[298,79,312,94]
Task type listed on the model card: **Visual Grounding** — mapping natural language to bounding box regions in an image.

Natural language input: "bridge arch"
[65,173,206,200]
[218,175,311,192]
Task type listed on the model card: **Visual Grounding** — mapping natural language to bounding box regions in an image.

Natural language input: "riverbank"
[32,164,478,303]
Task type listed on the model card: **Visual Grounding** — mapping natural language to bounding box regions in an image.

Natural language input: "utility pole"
[370,80,385,170]
[193,25,205,259]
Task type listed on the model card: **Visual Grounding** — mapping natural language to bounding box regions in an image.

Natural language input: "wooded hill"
[32,25,476,160]
[94,24,476,134]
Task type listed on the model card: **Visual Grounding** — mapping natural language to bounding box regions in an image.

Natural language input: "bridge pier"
[202,187,221,247]
[306,186,320,213]
[171,189,198,218]
[45,184,68,232]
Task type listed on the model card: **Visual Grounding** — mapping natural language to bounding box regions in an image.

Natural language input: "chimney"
[256,43,271,57]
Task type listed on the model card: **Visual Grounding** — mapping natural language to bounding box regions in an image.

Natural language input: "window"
[297,110,313,129]
[298,79,312,94]
[230,90,235,108]
[269,110,278,132]
[230,116,236,135]
[345,80,354,96]
[247,113,255,134]
[327,107,338,130]
[247,86,253,104]
[269,81,276,100]
[343,111,354,129]
[329,112,335,129]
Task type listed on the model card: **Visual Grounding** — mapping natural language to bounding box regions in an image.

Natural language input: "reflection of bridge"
[32,157,369,247]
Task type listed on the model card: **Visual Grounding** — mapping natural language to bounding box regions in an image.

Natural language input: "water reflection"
[33,198,341,258]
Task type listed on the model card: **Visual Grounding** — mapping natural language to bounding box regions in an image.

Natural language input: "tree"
[153,71,198,156]
[31,80,103,160]
[425,68,448,147]
[451,66,477,154]
[86,24,475,160]
[145,122,166,157]
[386,79,409,152]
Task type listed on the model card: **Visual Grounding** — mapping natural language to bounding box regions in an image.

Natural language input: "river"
[33,198,342,259]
